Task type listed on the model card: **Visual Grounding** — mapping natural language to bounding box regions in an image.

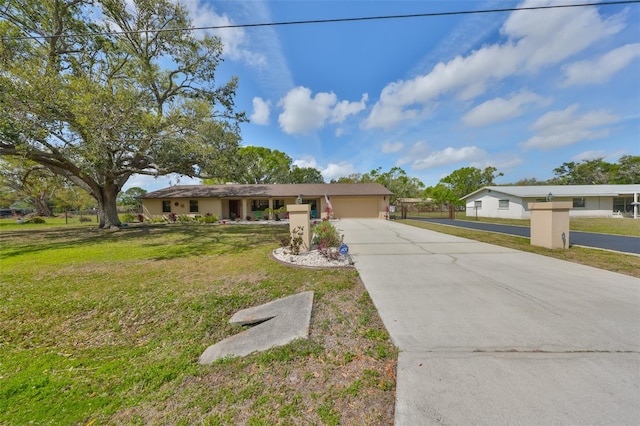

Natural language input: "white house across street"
[462,185,640,219]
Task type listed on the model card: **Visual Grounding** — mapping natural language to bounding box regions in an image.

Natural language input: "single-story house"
[461,184,640,219]
[141,183,393,220]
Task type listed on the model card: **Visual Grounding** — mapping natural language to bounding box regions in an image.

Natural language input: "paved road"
[410,217,640,254]
[338,219,640,426]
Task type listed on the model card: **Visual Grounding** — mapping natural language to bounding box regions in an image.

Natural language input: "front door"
[229,200,240,219]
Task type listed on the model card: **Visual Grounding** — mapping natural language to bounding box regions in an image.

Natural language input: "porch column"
[268,199,274,220]
[634,193,638,219]
[241,199,248,220]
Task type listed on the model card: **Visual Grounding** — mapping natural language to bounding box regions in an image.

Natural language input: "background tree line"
[1,1,637,225]
[2,146,637,217]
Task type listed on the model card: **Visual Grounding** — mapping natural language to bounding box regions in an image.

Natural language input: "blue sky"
[127,0,640,191]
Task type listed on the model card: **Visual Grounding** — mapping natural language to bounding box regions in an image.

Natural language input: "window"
[251,199,269,211]
[189,200,199,213]
[162,200,171,213]
[273,199,285,209]
[474,200,482,209]
[613,197,632,213]
[573,198,586,208]
[498,199,509,209]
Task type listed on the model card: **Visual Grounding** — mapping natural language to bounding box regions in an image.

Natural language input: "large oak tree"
[0,0,245,227]
[206,146,325,184]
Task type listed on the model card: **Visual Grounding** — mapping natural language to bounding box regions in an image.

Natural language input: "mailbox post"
[287,204,311,252]
[528,201,572,249]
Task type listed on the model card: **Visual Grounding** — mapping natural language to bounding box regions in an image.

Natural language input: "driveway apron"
[337,219,640,426]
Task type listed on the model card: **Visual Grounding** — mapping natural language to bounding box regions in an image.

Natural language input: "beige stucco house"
[141,183,393,220]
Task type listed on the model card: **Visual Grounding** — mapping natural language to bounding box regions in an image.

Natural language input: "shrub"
[312,220,343,248]
[177,214,193,223]
[198,213,218,223]
[265,206,286,220]
[121,213,136,223]
[312,221,344,261]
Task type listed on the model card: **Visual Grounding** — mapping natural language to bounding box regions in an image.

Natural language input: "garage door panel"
[332,197,379,218]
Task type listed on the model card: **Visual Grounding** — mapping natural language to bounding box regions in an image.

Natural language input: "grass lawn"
[0,215,99,229]
[0,223,396,425]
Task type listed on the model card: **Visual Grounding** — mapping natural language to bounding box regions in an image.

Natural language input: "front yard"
[0,223,396,425]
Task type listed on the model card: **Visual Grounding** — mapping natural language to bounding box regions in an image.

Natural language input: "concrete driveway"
[337,219,640,425]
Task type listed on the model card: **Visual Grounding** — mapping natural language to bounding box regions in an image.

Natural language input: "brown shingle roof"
[142,183,393,199]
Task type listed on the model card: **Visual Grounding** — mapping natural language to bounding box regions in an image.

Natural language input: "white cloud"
[330,94,369,123]
[381,141,404,154]
[363,0,626,130]
[292,156,318,169]
[472,154,524,173]
[180,0,266,66]
[520,104,620,150]
[250,97,271,125]
[561,43,640,86]
[412,146,486,170]
[500,0,624,72]
[292,157,355,182]
[462,90,549,127]
[278,87,367,135]
[321,162,356,181]
[278,87,336,134]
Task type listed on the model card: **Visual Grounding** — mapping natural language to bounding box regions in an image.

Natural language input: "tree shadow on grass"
[144,224,289,260]
[0,224,289,261]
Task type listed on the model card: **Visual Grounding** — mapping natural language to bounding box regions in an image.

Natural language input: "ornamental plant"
[312,220,344,260]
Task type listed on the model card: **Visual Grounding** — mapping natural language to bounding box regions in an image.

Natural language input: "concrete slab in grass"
[199,291,314,364]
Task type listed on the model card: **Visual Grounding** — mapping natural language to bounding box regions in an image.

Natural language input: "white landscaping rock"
[272,247,353,268]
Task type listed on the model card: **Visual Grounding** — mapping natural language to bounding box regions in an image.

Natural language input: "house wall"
[142,198,222,219]
[465,192,527,219]
[465,192,615,219]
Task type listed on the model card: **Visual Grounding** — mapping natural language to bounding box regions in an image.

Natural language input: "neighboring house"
[461,185,640,219]
[141,183,393,220]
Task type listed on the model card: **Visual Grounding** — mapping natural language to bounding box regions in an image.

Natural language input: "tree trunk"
[95,184,121,229]
[34,196,53,217]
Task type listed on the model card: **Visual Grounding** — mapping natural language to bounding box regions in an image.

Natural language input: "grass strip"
[400,219,639,278]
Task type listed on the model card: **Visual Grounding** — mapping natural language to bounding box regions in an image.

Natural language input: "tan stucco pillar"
[241,199,248,220]
[528,202,571,249]
[287,204,311,252]
[268,199,274,220]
